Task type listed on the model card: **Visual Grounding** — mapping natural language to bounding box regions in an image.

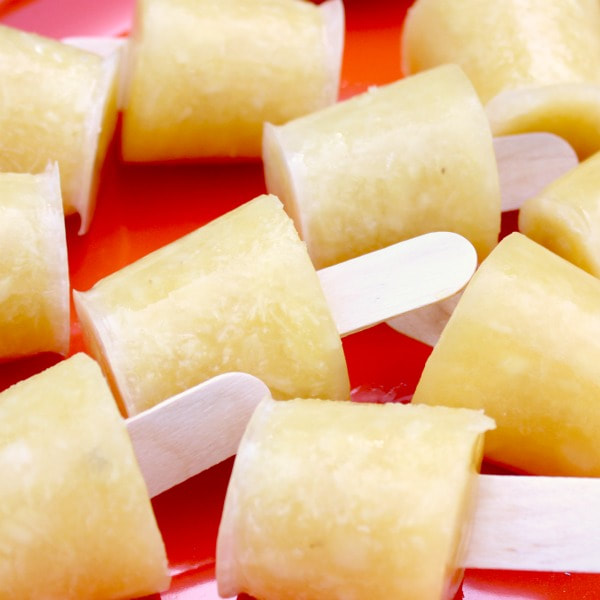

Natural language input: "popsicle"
[0,352,169,599]
[408,232,600,477]
[0,24,120,233]
[263,63,578,269]
[215,395,600,600]
[73,193,476,417]
[519,149,600,278]
[120,0,344,161]
[401,0,600,159]
[0,165,69,360]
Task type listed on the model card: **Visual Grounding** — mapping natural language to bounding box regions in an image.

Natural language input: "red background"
[0,0,597,598]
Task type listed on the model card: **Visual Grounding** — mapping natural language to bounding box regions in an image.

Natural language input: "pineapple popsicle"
[217,397,494,600]
[0,24,119,233]
[0,352,169,599]
[401,0,600,159]
[0,165,69,360]
[120,0,344,161]
[263,64,502,269]
[412,232,600,477]
[519,150,600,278]
[73,194,350,416]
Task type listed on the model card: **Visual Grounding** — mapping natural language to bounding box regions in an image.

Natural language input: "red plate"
[0,1,598,598]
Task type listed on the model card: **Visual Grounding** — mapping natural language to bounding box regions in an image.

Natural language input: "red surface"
[0,1,597,598]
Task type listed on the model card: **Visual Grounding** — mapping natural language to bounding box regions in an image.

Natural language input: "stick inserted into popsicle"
[73,194,477,417]
[214,394,600,600]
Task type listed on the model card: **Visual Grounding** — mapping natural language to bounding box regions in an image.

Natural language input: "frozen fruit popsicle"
[215,395,600,600]
[519,150,600,278]
[73,193,476,416]
[0,24,119,233]
[411,232,600,477]
[263,64,577,270]
[120,0,344,161]
[401,0,600,159]
[0,353,169,599]
[0,165,69,360]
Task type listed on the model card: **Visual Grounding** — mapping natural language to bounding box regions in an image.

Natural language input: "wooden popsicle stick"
[466,474,600,572]
[318,231,477,337]
[128,371,600,573]
[495,132,578,212]
[126,372,270,498]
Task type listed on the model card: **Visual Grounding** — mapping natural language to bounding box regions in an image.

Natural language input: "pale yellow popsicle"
[0,353,169,599]
[263,64,501,268]
[413,232,600,477]
[121,0,344,161]
[74,194,348,416]
[401,0,600,159]
[0,166,69,359]
[519,150,600,277]
[217,397,494,600]
[0,24,119,233]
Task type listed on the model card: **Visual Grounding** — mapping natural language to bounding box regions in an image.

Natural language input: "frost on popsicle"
[217,397,494,600]
[0,24,119,233]
[402,0,600,159]
[121,0,344,160]
[0,165,69,359]
[74,194,349,416]
[0,353,170,599]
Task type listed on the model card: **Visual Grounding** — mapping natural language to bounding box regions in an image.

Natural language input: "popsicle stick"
[387,292,461,346]
[467,474,600,572]
[126,372,270,498]
[495,132,578,211]
[318,231,477,337]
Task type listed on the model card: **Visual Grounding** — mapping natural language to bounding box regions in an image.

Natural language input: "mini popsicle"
[406,233,600,477]
[73,194,476,416]
[0,353,169,599]
[263,64,577,269]
[0,24,119,233]
[0,165,70,360]
[213,393,600,600]
[120,0,344,161]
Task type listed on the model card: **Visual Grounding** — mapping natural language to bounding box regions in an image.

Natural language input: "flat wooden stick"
[495,132,578,211]
[467,474,600,572]
[318,231,477,337]
[126,372,270,498]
